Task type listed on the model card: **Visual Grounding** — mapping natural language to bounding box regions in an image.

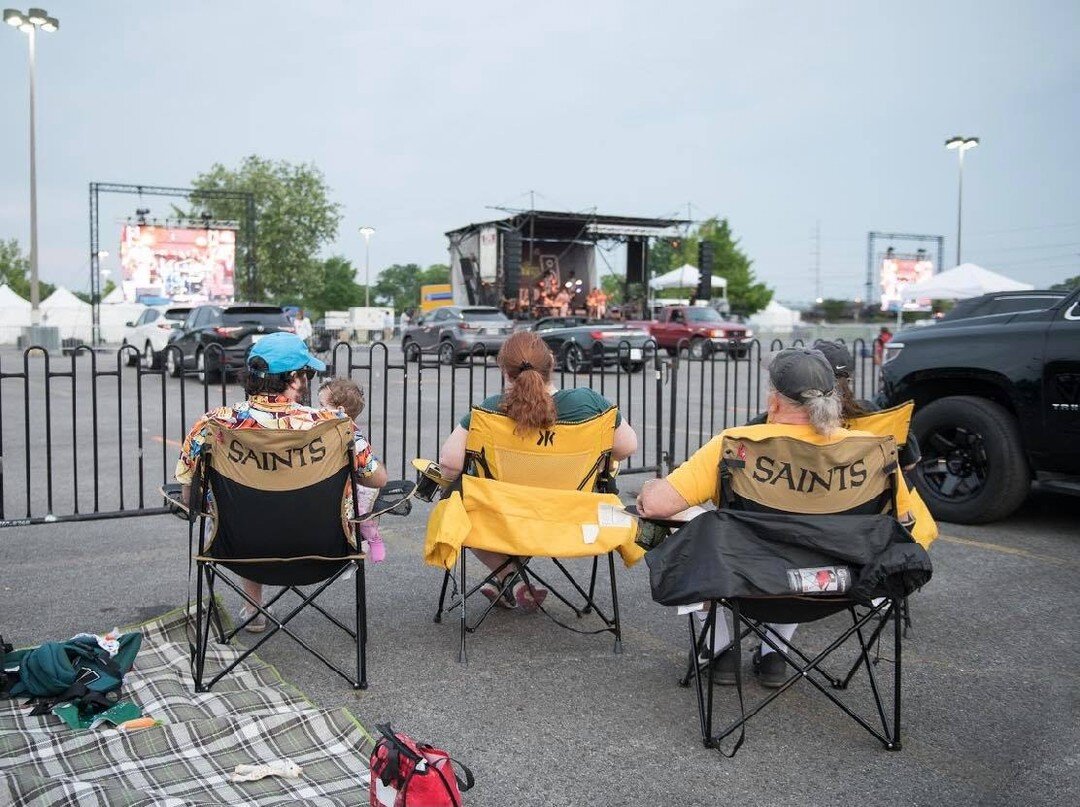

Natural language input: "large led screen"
[119,224,235,303]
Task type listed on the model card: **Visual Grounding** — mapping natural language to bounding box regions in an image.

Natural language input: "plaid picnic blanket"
[0,606,374,806]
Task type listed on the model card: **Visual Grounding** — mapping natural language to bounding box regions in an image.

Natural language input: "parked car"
[627,305,751,359]
[880,286,1080,523]
[938,290,1069,322]
[165,304,293,380]
[527,316,654,372]
[121,305,192,369]
[400,306,513,364]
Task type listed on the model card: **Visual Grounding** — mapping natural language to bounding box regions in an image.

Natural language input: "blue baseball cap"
[247,332,326,375]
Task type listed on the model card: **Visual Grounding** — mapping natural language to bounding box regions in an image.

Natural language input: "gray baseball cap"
[769,348,836,400]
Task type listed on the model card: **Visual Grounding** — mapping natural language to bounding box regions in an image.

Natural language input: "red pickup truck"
[628,305,752,359]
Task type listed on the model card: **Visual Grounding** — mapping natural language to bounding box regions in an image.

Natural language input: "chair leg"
[608,551,622,654]
[434,569,451,623]
[891,595,903,751]
[193,562,206,692]
[457,550,468,664]
[355,558,367,690]
[583,556,599,615]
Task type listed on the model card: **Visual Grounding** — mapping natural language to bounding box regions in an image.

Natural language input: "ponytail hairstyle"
[837,375,869,422]
[497,331,557,435]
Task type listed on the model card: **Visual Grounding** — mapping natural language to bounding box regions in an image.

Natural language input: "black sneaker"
[751,648,788,688]
[698,647,739,686]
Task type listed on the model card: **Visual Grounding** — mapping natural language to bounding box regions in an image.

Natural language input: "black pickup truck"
[879,287,1080,524]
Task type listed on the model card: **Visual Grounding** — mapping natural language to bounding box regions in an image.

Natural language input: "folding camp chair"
[183,419,369,692]
[644,431,932,754]
[430,406,640,662]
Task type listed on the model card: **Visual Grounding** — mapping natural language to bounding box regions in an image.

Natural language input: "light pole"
[945,135,979,266]
[4,8,59,327]
[359,226,375,307]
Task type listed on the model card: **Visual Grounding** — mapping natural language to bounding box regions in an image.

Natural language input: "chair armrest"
[350,480,416,521]
[159,484,216,521]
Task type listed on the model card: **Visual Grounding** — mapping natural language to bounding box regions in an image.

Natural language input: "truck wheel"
[438,340,457,366]
[402,339,420,363]
[913,396,1030,524]
[562,342,586,372]
[688,338,710,360]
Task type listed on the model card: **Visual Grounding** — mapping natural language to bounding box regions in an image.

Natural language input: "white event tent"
[904,263,1033,300]
[40,286,93,341]
[99,286,146,344]
[748,299,802,334]
[0,283,33,345]
[649,263,728,291]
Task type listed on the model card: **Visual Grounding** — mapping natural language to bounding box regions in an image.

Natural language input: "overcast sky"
[1,0,1077,304]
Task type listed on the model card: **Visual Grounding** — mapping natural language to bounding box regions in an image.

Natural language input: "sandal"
[513,581,548,613]
[480,582,516,609]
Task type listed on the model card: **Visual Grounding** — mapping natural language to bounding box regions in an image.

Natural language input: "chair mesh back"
[720,433,898,516]
[201,419,357,585]
[465,406,617,491]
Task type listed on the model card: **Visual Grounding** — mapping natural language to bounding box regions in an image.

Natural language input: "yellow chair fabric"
[424,405,643,570]
[847,400,937,548]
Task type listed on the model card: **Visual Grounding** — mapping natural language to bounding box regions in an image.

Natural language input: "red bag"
[370,723,474,807]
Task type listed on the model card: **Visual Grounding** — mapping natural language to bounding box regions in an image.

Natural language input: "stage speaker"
[502,230,523,299]
[626,237,648,285]
[697,239,714,299]
[459,257,479,305]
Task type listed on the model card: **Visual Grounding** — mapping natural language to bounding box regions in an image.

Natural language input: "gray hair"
[768,382,843,436]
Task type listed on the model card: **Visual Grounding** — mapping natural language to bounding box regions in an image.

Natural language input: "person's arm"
[636,478,690,518]
[174,415,211,506]
[439,425,469,481]
[637,433,724,517]
[354,436,388,488]
[612,419,638,461]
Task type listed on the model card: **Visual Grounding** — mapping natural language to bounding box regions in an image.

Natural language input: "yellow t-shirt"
[667,423,872,508]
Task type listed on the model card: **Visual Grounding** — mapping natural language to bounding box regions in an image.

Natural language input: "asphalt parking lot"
[2,484,1078,806]
[3,341,1076,805]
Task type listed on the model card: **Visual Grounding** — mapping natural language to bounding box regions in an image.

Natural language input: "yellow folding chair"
[426,405,642,662]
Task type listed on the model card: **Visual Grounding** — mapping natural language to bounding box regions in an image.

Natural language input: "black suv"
[880,287,1080,523]
[939,290,1069,322]
[165,304,293,380]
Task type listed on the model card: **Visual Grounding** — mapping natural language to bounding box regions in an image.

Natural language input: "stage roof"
[446,209,689,240]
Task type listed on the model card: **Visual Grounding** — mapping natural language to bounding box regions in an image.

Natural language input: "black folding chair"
[182,419,369,692]
[644,432,933,755]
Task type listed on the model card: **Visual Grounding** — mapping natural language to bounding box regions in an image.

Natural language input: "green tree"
[0,238,54,300]
[1050,275,1080,291]
[688,218,772,316]
[373,263,450,313]
[600,273,624,304]
[186,156,342,301]
[301,256,366,316]
[74,280,115,305]
[647,237,682,277]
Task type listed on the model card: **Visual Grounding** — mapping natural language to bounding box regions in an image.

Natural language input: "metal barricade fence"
[0,338,880,527]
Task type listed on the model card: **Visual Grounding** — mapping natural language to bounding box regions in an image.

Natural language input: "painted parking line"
[938,534,1079,569]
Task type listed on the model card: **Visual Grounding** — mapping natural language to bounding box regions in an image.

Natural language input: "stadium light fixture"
[944,135,980,265]
[4,6,59,325]
[360,226,376,307]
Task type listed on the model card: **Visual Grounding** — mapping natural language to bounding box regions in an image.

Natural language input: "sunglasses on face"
[293,367,317,381]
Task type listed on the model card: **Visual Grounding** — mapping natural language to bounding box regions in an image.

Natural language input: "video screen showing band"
[119,224,236,303]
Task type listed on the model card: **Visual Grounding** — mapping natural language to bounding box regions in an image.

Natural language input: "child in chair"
[318,378,387,562]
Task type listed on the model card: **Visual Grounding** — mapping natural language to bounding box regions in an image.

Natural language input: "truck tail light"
[457,321,480,331]
[213,326,243,337]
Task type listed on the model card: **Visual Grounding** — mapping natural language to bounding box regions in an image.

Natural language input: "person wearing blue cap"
[174,332,387,632]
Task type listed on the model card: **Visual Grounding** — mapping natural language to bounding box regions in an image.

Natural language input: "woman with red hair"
[438,331,638,610]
